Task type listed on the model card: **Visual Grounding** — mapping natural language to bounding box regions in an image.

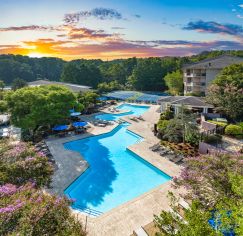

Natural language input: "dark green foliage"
[61,61,102,88]
[163,108,199,145]
[160,109,174,120]
[206,63,243,121]
[97,80,123,93]
[12,78,27,90]
[203,134,222,144]
[0,55,65,84]
[6,85,76,133]
[0,51,243,91]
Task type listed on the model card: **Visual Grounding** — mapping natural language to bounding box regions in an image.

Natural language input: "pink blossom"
[0,184,17,197]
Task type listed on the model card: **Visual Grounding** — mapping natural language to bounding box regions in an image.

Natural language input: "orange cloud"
[1,37,243,60]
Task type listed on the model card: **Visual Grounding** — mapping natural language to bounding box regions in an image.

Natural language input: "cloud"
[1,37,242,60]
[63,8,123,25]
[183,20,243,36]
[67,27,113,40]
[133,14,141,18]
[237,14,243,19]
[238,4,243,8]
[0,25,62,32]
[111,27,125,30]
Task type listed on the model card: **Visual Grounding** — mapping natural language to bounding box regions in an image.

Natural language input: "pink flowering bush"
[0,140,53,187]
[173,152,243,207]
[0,183,86,236]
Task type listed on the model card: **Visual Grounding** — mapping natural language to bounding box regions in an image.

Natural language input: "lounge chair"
[159,150,169,156]
[151,144,161,152]
[137,115,145,121]
[149,143,160,150]
[129,116,138,122]
[171,156,183,164]
[97,123,106,127]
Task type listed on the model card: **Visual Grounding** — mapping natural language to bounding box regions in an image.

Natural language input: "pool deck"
[45,103,182,236]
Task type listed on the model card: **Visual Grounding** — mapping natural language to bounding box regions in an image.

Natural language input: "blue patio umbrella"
[72,121,87,128]
[52,125,68,131]
[70,112,81,117]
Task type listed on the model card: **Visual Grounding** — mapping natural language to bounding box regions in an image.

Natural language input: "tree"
[0,80,5,90]
[155,153,243,235]
[6,85,76,137]
[12,78,27,90]
[128,58,166,91]
[0,183,86,236]
[0,140,53,187]
[61,62,102,88]
[174,153,243,207]
[154,198,219,236]
[77,91,99,112]
[164,70,183,95]
[206,63,243,121]
[163,108,199,145]
[97,80,123,93]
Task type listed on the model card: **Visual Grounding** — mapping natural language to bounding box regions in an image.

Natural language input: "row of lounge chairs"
[35,141,55,165]
[129,115,145,122]
[108,107,120,113]
[91,119,113,127]
[149,143,184,164]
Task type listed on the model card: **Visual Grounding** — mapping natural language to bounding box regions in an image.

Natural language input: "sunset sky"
[0,0,243,60]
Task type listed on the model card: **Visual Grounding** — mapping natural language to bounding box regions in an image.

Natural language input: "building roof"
[158,96,214,108]
[28,80,91,93]
[183,55,243,70]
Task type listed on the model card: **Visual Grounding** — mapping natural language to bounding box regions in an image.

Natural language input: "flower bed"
[161,141,198,157]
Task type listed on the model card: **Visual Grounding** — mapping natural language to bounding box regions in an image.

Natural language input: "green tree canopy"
[206,63,243,121]
[164,70,183,95]
[11,78,27,90]
[0,80,5,90]
[6,85,76,133]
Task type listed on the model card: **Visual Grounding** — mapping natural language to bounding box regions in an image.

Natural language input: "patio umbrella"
[70,112,81,117]
[52,125,68,131]
[72,121,87,128]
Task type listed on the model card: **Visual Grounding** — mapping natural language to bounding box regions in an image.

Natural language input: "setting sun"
[28,52,47,58]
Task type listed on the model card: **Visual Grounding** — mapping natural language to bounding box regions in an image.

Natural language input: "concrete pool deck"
[45,103,182,236]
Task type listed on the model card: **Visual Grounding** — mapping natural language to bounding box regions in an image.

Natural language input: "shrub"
[207,120,227,127]
[0,141,53,187]
[160,109,174,120]
[157,119,169,135]
[225,124,243,138]
[203,134,222,144]
[0,183,86,236]
[237,122,243,130]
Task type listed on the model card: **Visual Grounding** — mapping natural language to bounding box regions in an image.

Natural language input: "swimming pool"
[95,103,149,121]
[64,104,171,214]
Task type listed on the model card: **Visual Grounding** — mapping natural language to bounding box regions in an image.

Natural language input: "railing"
[74,204,103,217]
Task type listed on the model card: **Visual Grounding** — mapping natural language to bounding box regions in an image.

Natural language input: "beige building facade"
[183,55,243,95]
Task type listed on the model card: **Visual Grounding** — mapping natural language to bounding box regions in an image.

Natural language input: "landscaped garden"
[156,107,200,159]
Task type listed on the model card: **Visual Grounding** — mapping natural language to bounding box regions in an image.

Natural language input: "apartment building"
[183,55,243,95]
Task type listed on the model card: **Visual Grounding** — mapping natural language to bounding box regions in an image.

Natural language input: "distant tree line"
[0,50,243,92]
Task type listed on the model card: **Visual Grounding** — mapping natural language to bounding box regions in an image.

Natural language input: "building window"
[187,78,192,83]
[186,69,191,75]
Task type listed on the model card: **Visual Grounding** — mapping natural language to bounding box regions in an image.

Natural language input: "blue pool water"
[64,104,171,213]
[95,103,149,121]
